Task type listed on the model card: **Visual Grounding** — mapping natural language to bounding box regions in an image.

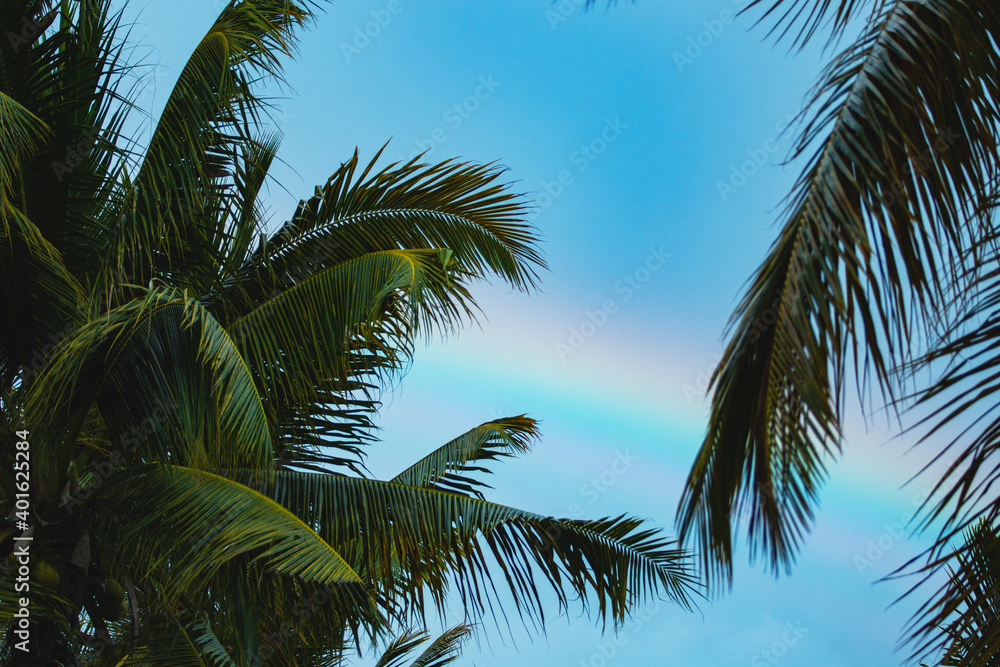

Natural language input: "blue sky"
[124,0,951,664]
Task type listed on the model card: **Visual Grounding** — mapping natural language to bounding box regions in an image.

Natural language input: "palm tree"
[667,0,1000,661]
[0,0,699,664]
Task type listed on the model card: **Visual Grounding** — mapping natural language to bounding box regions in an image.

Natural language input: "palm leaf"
[224,248,461,472]
[27,288,274,494]
[373,624,471,667]
[248,147,543,300]
[100,465,369,600]
[677,0,1000,588]
[117,0,315,295]
[391,416,538,499]
[232,470,699,629]
[743,0,890,49]
[903,518,1000,665]
[407,625,471,667]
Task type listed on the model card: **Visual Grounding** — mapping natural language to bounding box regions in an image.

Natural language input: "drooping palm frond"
[677,0,1000,588]
[901,246,1000,542]
[231,470,699,630]
[98,465,370,601]
[391,417,538,499]
[26,288,274,493]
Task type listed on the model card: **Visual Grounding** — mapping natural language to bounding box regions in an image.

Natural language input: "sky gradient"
[124,0,950,663]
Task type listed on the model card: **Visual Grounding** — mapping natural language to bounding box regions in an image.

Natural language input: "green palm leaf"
[251,147,543,299]
[232,470,699,628]
[27,288,274,493]
[390,416,538,499]
[104,466,367,597]
[225,248,462,472]
[372,624,471,667]
[121,0,314,292]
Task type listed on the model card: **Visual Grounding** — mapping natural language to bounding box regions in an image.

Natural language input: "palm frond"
[118,0,316,294]
[224,249,461,472]
[27,288,273,495]
[391,416,538,499]
[233,470,699,629]
[678,0,1000,588]
[373,624,471,667]
[372,628,427,667]
[103,465,369,600]
[407,624,471,667]
[903,518,1000,665]
[743,0,890,49]
[4,0,137,282]
[238,147,543,305]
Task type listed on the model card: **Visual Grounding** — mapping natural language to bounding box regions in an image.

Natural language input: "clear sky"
[123,0,948,664]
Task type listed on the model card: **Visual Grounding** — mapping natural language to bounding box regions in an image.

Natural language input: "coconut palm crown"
[0,1,698,664]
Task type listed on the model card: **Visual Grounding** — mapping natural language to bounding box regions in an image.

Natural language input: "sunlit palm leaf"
[105,465,368,598]
[27,288,273,494]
